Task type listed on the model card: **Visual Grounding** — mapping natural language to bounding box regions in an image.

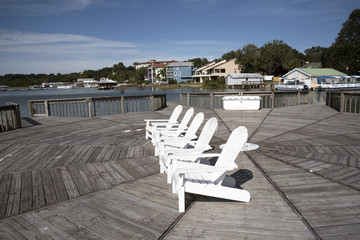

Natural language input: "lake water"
[0,87,235,117]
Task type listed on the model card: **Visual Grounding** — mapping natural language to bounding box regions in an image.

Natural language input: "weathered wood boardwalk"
[0,102,359,239]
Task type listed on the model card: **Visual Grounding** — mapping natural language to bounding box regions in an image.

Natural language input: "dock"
[0,102,359,239]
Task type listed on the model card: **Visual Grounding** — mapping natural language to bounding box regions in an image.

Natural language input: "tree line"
[223,9,359,76]
[1,9,359,88]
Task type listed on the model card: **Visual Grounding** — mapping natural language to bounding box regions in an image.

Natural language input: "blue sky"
[0,0,359,75]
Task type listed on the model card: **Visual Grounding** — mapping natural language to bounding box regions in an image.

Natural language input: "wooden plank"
[109,161,134,180]
[76,164,96,192]
[0,145,36,173]
[22,211,77,239]
[20,171,32,214]
[86,163,111,190]
[31,170,45,210]
[67,165,91,195]
[37,208,100,239]
[50,168,69,202]
[59,167,80,199]
[5,172,22,218]
[0,174,12,219]
[0,219,28,239]
[41,168,58,206]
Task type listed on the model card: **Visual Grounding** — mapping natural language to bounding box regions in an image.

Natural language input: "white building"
[225,73,263,86]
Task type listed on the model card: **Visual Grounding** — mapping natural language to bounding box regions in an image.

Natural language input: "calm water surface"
[0,87,234,117]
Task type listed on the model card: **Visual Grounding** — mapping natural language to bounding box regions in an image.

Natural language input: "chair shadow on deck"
[230,169,254,188]
[188,169,254,205]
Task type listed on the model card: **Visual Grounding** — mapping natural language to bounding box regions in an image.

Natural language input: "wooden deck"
[0,102,359,239]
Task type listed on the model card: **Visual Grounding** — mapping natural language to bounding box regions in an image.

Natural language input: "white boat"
[317,75,360,90]
[275,79,309,91]
[57,85,74,89]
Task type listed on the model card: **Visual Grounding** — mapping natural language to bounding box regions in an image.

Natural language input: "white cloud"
[0,0,100,16]
[0,30,234,74]
[0,30,145,74]
[0,30,140,51]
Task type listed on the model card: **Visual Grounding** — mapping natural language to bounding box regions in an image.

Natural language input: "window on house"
[178,71,181,76]
[174,71,177,76]
[215,69,219,73]
[220,69,225,73]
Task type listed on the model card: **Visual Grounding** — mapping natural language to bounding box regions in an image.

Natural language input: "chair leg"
[172,182,176,193]
[145,131,150,139]
[159,161,165,174]
[154,145,159,156]
[178,187,185,213]
[167,173,172,184]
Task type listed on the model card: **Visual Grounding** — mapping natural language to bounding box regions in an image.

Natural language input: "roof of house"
[227,73,263,79]
[151,64,167,69]
[196,59,236,72]
[167,62,194,67]
[283,68,347,78]
[135,60,177,65]
[99,78,117,83]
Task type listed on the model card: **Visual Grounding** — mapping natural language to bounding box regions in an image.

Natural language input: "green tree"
[132,67,148,84]
[258,40,302,76]
[235,44,260,73]
[187,58,209,67]
[323,9,360,74]
[304,46,327,63]
[202,76,226,89]
[222,50,241,60]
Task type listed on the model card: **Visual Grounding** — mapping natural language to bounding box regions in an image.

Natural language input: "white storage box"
[222,96,261,110]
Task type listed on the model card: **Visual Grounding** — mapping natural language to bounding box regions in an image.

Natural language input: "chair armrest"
[159,137,196,143]
[151,121,177,127]
[166,147,214,156]
[157,127,187,133]
[175,163,237,174]
[144,119,169,122]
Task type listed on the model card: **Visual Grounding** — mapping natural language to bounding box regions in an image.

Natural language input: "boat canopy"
[317,75,360,79]
[280,77,308,80]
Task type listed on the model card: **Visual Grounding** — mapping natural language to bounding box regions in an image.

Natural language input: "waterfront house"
[98,78,117,89]
[192,59,240,83]
[166,62,194,83]
[147,64,167,84]
[282,68,346,89]
[135,59,178,70]
[226,73,264,87]
[77,78,99,88]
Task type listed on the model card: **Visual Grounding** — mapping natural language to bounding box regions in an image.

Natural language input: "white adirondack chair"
[172,126,251,212]
[154,112,204,153]
[158,117,218,183]
[145,105,182,140]
[151,107,194,145]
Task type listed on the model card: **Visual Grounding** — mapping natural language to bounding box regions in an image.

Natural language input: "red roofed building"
[134,59,178,70]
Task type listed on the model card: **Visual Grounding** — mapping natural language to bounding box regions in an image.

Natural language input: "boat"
[97,77,117,90]
[98,85,115,90]
[275,79,309,91]
[57,85,74,89]
[316,75,360,90]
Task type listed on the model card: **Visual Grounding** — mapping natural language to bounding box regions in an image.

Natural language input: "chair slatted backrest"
[183,112,204,138]
[175,108,194,133]
[194,117,218,150]
[215,126,248,168]
[166,105,183,128]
